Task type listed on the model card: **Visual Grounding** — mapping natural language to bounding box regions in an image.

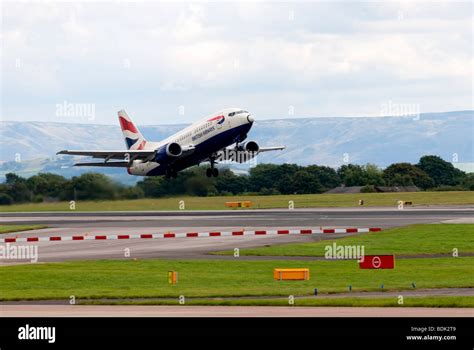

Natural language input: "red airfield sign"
[359,255,395,269]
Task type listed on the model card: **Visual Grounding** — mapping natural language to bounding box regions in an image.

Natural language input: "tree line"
[0,155,472,205]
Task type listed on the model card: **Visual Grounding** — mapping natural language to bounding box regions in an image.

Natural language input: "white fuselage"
[128,108,254,176]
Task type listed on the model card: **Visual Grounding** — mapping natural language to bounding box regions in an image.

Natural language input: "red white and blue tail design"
[118,110,147,150]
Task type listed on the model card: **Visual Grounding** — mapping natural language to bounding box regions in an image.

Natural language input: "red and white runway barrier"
[0,227,382,244]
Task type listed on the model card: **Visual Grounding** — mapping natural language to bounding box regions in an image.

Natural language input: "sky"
[1,0,473,125]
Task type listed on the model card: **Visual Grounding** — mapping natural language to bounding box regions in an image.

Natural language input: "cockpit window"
[229,110,248,117]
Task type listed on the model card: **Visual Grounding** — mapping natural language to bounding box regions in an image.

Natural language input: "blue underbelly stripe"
[144,123,252,176]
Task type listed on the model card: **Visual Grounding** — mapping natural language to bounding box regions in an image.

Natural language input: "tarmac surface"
[2,207,473,228]
[1,305,472,317]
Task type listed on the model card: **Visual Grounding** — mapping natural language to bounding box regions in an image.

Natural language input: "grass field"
[0,225,48,234]
[81,296,474,308]
[1,191,473,212]
[214,224,474,257]
[0,257,472,301]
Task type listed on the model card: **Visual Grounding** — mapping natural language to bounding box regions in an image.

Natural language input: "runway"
[1,207,472,263]
[1,305,472,317]
[2,206,473,227]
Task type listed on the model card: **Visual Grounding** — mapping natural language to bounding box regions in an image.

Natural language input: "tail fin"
[118,110,147,150]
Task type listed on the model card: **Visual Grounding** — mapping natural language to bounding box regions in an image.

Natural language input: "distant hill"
[1,110,472,183]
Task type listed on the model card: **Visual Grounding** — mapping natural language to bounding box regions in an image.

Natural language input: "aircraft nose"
[247,114,254,123]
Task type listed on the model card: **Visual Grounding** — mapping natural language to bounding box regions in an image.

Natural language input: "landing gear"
[206,157,219,177]
[206,167,219,177]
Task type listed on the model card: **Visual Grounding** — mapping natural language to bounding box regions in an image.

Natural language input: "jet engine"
[155,142,182,163]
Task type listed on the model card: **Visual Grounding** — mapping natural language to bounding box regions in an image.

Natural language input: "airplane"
[57,108,285,178]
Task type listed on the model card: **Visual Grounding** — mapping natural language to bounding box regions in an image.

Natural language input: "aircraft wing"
[57,149,157,167]
[257,146,286,153]
[73,161,130,167]
[57,144,195,167]
[57,149,155,160]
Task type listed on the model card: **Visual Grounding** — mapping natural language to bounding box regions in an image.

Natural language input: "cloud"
[1,1,472,124]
